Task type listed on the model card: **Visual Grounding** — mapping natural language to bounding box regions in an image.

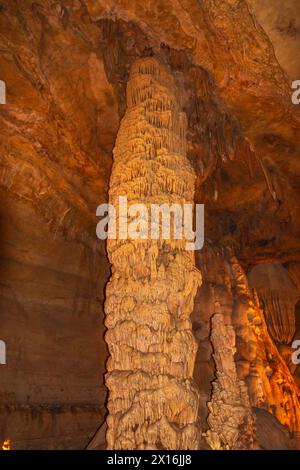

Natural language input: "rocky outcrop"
[0,1,112,449]
[206,310,256,450]
[194,247,256,450]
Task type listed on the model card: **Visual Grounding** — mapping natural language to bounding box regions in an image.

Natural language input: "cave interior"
[1,0,300,451]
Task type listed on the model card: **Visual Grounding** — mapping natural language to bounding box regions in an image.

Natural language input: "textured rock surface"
[231,255,300,438]
[105,58,201,449]
[105,58,201,450]
[248,0,300,80]
[254,407,298,450]
[206,310,256,450]
[0,403,102,450]
[86,0,300,270]
[194,246,300,449]
[248,264,299,345]
[194,247,257,450]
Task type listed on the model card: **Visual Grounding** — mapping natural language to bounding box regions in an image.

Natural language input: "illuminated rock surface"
[105,58,201,450]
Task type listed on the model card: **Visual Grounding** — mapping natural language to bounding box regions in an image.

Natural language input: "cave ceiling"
[1,0,300,267]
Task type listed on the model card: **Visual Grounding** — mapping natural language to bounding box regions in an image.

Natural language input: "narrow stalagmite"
[104,58,201,450]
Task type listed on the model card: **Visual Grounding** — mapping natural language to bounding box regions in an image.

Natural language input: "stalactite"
[248,264,298,345]
[104,57,201,450]
[255,154,277,201]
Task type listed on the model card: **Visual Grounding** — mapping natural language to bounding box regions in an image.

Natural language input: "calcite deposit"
[197,248,300,449]
[248,264,299,345]
[104,58,201,450]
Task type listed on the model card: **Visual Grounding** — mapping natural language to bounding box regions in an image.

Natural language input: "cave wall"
[0,190,109,449]
[0,1,116,449]
[248,0,300,81]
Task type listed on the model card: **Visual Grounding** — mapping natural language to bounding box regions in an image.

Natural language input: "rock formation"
[232,257,300,440]
[104,58,201,450]
[195,247,257,450]
[195,247,300,449]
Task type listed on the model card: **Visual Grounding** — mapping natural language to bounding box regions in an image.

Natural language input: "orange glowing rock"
[2,439,11,451]
[104,57,201,450]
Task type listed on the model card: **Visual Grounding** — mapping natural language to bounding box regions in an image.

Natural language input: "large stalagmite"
[104,58,201,450]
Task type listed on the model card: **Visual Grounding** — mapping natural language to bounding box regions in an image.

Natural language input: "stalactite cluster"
[104,58,201,450]
[248,264,299,345]
[232,257,300,437]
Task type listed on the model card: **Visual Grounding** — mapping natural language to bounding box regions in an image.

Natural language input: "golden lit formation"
[105,58,201,449]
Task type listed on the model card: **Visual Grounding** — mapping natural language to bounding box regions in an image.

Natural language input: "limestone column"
[104,58,201,450]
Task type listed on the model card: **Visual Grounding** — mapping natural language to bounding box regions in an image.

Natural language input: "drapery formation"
[248,264,298,345]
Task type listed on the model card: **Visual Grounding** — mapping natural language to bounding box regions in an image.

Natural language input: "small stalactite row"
[104,57,201,450]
